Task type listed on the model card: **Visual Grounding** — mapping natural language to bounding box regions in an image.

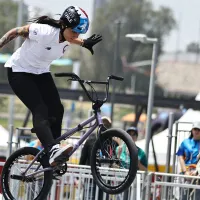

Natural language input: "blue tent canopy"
[0,53,73,66]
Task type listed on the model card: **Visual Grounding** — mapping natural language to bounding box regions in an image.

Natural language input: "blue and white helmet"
[60,6,89,34]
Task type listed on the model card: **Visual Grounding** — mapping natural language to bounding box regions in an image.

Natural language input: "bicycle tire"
[90,128,138,194]
[1,147,53,200]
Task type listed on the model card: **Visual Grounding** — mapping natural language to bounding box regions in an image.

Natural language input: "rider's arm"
[69,37,83,45]
[70,34,102,55]
[0,25,30,48]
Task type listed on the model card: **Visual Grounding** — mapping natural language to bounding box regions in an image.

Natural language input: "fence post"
[172,121,178,174]
[15,128,20,149]
[162,113,174,199]
[141,171,148,200]
[145,172,152,200]
[7,124,14,157]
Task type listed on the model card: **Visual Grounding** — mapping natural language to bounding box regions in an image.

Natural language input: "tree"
[84,0,176,95]
[186,42,200,53]
[0,1,53,84]
[0,0,28,54]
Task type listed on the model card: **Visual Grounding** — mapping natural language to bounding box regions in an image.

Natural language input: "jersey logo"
[45,47,51,50]
[33,29,38,35]
[63,45,68,53]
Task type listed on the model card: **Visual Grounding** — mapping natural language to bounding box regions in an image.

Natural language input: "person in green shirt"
[116,126,148,170]
[116,126,147,200]
[127,126,148,170]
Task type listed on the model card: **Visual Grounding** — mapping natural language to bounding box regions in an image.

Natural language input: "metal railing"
[1,161,200,200]
[153,172,200,200]
[0,162,145,200]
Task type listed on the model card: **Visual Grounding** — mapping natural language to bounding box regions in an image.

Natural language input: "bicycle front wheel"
[90,128,138,194]
[1,147,52,200]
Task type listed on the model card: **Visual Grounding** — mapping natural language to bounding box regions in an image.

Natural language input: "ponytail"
[28,16,62,29]
[189,130,193,139]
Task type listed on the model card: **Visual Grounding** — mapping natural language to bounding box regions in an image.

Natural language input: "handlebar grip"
[54,72,79,79]
[109,75,124,81]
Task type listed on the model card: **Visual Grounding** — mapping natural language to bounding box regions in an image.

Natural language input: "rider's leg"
[7,68,73,165]
[7,68,55,149]
[33,73,73,165]
[35,72,64,140]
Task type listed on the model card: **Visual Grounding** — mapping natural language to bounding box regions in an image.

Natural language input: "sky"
[23,0,200,52]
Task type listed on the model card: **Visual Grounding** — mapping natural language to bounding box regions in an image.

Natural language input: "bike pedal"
[53,156,69,167]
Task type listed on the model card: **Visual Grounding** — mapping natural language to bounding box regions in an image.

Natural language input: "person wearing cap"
[116,126,147,200]
[177,122,200,175]
[0,5,102,166]
[176,121,200,200]
[127,127,147,170]
[117,126,147,171]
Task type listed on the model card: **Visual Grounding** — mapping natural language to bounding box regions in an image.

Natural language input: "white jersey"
[5,23,70,74]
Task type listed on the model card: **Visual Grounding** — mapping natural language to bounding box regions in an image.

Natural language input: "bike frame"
[20,72,124,179]
[24,111,103,178]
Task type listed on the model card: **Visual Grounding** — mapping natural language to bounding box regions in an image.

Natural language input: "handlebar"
[55,72,80,79]
[109,75,124,81]
[55,72,123,104]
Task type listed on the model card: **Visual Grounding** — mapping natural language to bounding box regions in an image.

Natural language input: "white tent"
[0,125,12,147]
[0,125,28,157]
[136,109,200,166]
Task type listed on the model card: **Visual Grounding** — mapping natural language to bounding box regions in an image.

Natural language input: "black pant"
[7,68,64,149]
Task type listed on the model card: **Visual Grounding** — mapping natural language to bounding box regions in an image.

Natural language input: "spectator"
[116,126,147,171]
[79,116,112,165]
[26,139,43,161]
[28,139,43,150]
[116,126,147,200]
[78,116,112,200]
[176,121,200,200]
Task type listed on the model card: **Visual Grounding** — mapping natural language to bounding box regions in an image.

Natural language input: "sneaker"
[49,144,73,166]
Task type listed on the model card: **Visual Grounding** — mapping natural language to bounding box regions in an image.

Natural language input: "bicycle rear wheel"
[1,147,52,200]
[90,128,138,194]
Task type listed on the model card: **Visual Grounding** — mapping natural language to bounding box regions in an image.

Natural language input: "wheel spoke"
[91,129,138,194]
[5,152,45,199]
[96,136,130,187]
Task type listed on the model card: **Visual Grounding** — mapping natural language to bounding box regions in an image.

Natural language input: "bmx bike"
[1,73,138,200]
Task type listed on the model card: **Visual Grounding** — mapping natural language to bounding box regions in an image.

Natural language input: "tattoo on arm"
[16,25,29,38]
[0,25,29,49]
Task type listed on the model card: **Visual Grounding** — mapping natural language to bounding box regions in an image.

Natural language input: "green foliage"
[86,0,176,95]
[0,117,33,130]
[0,0,28,54]
[0,96,8,112]
[51,65,73,88]
[186,42,200,53]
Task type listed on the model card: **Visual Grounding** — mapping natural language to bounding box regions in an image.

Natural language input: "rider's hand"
[82,34,102,55]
